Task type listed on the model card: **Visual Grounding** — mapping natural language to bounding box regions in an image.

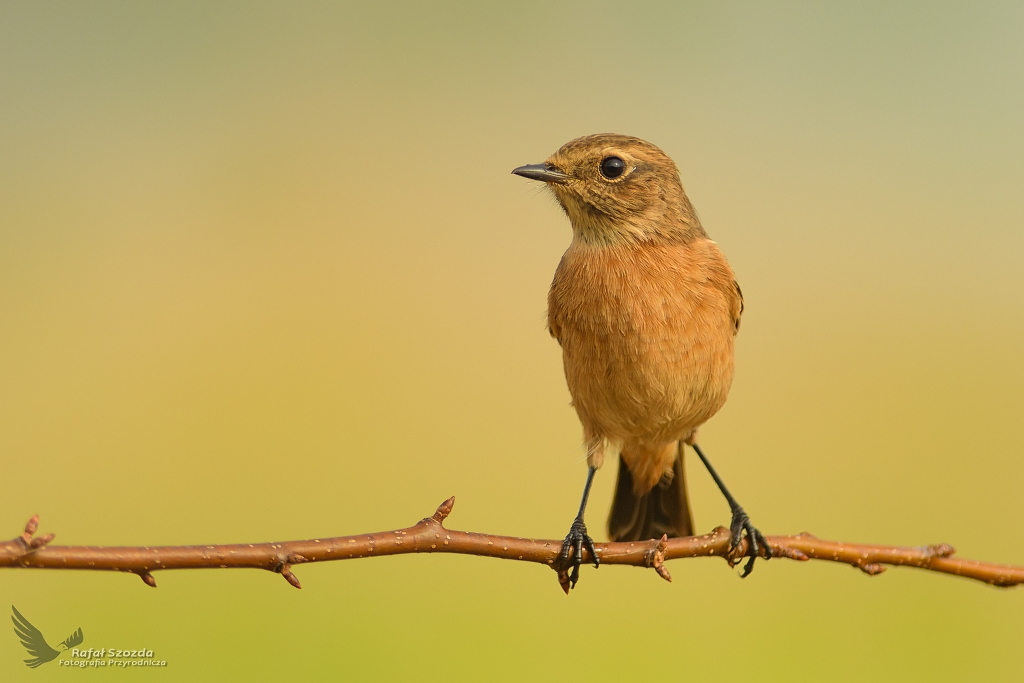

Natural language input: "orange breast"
[548,238,739,448]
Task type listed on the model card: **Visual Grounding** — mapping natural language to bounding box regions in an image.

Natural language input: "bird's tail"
[607,443,693,541]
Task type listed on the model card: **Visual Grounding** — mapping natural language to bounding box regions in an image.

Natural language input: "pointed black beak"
[511,163,570,184]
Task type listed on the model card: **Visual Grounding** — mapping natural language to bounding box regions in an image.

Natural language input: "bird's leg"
[691,443,771,577]
[559,466,600,589]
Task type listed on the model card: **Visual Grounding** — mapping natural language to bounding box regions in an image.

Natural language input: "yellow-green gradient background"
[2,2,1023,680]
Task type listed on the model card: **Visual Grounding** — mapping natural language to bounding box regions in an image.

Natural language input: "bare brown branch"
[2,498,1021,592]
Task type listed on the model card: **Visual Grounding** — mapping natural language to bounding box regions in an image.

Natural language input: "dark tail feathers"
[607,444,693,541]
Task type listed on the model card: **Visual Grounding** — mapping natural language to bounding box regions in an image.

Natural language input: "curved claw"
[729,506,771,578]
[583,533,599,569]
[559,517,599,590]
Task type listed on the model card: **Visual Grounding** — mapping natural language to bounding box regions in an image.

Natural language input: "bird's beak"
[511,163,570,184]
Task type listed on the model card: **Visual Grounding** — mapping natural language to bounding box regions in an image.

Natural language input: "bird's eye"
[600,156,626,179]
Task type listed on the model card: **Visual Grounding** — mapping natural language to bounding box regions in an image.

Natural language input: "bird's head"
[513,133,705,246]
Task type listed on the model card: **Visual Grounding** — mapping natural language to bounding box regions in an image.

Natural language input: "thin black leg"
[559,466,600,589]
[691,443,771,577]
[576,465,597,518]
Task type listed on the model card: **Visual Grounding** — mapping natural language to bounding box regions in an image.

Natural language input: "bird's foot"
[729,505,771,578]
[559,516,599,590]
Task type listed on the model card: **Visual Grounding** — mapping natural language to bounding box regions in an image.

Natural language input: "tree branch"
[2,498,1021,593]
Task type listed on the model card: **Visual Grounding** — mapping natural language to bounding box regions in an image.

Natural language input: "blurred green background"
[2,2,1022,680]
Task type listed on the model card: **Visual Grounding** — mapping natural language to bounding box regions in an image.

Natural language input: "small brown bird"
[513,134,769,588]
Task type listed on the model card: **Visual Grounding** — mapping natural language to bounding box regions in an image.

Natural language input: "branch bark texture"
[2,499,1021,593]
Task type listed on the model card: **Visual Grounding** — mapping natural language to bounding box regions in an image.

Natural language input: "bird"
[512,133,770,589]
[11,605,84,668]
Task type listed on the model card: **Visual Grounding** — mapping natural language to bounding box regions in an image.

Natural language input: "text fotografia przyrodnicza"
[58,648,168,668]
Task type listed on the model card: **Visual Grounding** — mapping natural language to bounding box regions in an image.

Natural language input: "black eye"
[600,156,626,179]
